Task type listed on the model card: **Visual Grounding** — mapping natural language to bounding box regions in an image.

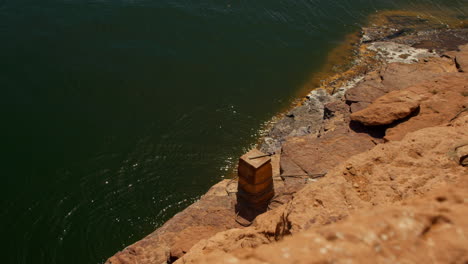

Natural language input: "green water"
[0,0,466,263]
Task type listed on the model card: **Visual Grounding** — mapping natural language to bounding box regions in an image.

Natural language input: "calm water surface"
[1,0,466,263]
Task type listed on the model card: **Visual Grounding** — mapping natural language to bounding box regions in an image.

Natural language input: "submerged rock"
[260,89,333,154]
[368,41,436,63]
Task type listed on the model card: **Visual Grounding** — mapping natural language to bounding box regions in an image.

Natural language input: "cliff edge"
[107,12,468,264]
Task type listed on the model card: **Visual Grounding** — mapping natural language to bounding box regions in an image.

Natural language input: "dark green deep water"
[0,0,466,263]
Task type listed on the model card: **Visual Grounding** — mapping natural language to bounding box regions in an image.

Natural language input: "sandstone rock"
[324,100,350,118]
[380,57,458,90]
[350,90,421,126]
[385,73,468,141]
[260,89,333,153]
[279,154,308,177]
[280,131,377,177]
[456,144,468,166]
[455,44,468,72]
[345,70,386,105]
[276,119,467,234]
[107,25,468,264]
[274,153,311,200]
[350,101,371,113]
[169,226,220,260]
[177,117,468,263]
[191,181,468,264]
[345,57,458,113]
[258,31,459,152]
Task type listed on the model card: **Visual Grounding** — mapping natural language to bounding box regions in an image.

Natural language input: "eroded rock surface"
[280,131,377,178]
[345,56,458,112]
[368,41,436,63]
[177,113,468,264]
[106,15,468,264]
[351,90,421,126]
[176,47,468,262]
[260,89,334,153]
[189,180,468,264]
[384,73,468,141]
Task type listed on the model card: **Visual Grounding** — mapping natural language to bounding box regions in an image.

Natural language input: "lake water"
[1,0,466,263]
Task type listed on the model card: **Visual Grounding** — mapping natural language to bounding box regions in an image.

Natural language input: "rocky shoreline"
[106,11,468,264]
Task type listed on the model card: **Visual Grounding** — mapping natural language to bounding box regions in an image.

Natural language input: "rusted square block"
[237,188,275,206]
[238,149,272,185]
[238,176,273,194]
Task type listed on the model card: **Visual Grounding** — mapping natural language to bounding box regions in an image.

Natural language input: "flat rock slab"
[345,57,458,112]
[351,90,421,126]
[345,45,467,141]
[385,73,468,141]
[380,57,458,90]
[281,130,377,177]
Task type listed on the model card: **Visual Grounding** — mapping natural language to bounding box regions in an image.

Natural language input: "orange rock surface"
[106,23,468,264]
[176,47,468,264]
[178,104,468,264]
